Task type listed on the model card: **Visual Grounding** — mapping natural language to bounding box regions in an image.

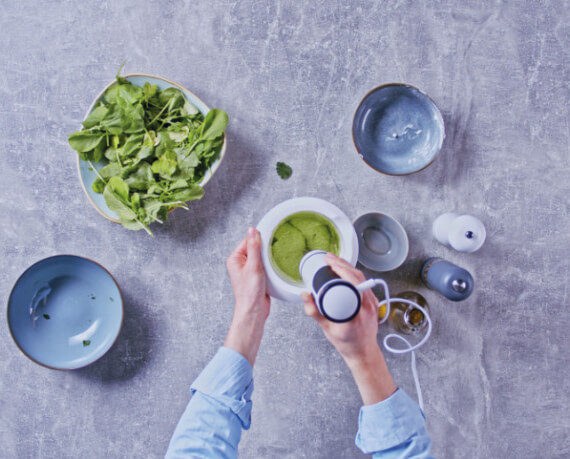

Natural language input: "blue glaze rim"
[76,73,227,223]
[6,255,124,371]
[352,83,445,176]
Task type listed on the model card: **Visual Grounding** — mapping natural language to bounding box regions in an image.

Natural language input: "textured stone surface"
[1,1,569,458]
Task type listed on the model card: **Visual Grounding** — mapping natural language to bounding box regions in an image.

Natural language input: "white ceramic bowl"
[256,197,358,302]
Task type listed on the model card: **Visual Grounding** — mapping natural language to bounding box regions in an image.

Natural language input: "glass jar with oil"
[379,291,430,335]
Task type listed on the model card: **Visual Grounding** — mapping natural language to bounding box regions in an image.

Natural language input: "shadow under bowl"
[352,83,444,175]
[7,255,124,370]
[354,212,409,272]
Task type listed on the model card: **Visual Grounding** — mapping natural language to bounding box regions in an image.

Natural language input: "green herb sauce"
[270,212,340,283]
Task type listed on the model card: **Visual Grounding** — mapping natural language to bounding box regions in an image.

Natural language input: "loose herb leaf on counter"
[69,67,228,235]
[276,162,293,180]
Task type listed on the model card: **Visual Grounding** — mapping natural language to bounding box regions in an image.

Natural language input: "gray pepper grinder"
[421,258,474,301]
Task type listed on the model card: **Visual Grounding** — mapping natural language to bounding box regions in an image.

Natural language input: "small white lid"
[448,215,486,253]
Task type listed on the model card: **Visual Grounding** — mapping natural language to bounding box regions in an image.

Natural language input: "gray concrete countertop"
[1,1,568,458]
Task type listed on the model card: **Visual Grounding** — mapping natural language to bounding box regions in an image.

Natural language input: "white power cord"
[356,279,432,411]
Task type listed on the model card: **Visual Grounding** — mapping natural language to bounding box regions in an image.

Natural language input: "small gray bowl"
[353,212,409,271]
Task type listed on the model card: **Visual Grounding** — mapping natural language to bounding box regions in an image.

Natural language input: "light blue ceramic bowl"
[353,212,409,272]
[7,255,123,370]
[77,74,227,222]
[352,84,444,175]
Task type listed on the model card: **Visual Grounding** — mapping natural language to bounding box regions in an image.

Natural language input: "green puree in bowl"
[270,212,340,283]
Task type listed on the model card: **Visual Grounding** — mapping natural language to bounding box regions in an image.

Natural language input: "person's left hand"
[224,227,271,365]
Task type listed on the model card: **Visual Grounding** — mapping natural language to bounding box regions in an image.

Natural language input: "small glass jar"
[380,291,430,335]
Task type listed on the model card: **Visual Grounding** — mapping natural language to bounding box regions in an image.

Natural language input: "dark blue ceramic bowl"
[353,84,444,175]
[7,255,123,370]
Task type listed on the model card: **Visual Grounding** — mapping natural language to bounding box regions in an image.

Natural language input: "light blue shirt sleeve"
[165,347,253,459]
[166,348,433,458]
[356,388,435,458]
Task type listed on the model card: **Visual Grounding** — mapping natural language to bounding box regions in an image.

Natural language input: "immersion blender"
[299,250,432,339]
[299,250,433,409]
[299,250,363,322]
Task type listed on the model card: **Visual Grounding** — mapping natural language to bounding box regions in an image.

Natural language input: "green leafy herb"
[83,340,91,347]
[43,314,51,320]
[69,66,228,235]
[276,162,293,180]
[68,131,105,153]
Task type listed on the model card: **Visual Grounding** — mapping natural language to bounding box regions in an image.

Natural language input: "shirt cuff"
[190,346,254,429]
[355,388,426,454]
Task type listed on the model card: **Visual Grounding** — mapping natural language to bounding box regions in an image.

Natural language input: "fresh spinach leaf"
[100,104,125,134]
[124,163,154,190]
[92,141,106,162]
[142,82,157,101]
[200,109,229,140]
[106,176,130,202]
[165,185,204,202]
[99,163,122,180]
[83,104,109,129]
[276,162,293,179]
[92,178,105,194]
[68,131,105,153]
[151,150,178,179]
[121,133,144,159]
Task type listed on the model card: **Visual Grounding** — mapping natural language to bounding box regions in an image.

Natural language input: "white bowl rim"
[256,197,359,302]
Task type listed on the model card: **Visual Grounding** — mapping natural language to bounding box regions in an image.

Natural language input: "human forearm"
[348,346,433,457]
[167,228,269,458]
[224,313,265,366]
[224,227,271,367]
[301,254,397,405]
[344,344,397,405]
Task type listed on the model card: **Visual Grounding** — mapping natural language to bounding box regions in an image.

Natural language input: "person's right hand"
[301,252,380,365]
[301,252,397,404]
